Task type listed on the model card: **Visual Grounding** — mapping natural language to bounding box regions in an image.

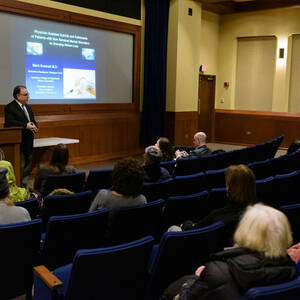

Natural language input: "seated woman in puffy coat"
[162,203,297,300]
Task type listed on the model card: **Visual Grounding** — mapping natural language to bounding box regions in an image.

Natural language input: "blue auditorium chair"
[243,275,300,299]
[248,159,272,180]
[141,178,173,201]
[0,218,43,300]
[43,172,86,196]
[162,190,209,230]
[270,151,300,176]
[206,187,229,210]
[255,176,275,206]
[200,151,231,171]
[160,160,176,176]
[273,171,300,207]
[41,208,109,270]
[172,156,203,176]
[171,172,206,196]
[15,197,40,219]
[34,236,155,300]
[84,169,112,196]
[107,199,165,244]
[205,168,226,190]
[280,203,300,244]
[41,190,94,226]
[146,222,225,300]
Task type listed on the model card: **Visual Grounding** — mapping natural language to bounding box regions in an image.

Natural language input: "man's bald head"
[193,132,207,147]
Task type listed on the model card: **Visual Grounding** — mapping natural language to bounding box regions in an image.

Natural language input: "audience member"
[162,204,297,300]
[89,157,146,219]
[0,167,31,224]
[144,146,171,182]
[33,143,76,196]
[169,164,256,246]
[287,139,300,154]
[155,137,175,161]
[175,132,212,158]
[0,148,30,202]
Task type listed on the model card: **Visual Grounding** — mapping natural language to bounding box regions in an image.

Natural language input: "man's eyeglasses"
[19,93,30,96]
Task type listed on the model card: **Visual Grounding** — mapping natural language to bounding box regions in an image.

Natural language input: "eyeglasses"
[19,93,30,96]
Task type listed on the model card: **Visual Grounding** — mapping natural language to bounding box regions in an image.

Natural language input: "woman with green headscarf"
[0,149,30,202]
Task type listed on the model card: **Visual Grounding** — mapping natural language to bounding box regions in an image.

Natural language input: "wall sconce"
[279,48,285,59]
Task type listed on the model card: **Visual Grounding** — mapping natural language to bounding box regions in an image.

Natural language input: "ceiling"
[195,0,300,14]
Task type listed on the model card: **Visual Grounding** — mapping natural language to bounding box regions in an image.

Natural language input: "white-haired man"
[175,132,212,158]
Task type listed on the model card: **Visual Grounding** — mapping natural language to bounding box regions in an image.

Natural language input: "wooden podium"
[0,127,22,186]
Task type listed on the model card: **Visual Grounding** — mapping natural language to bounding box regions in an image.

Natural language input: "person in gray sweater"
[0,167,31,224]
[89,158,146,219]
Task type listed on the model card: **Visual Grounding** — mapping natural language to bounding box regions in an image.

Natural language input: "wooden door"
[198,74,216,142]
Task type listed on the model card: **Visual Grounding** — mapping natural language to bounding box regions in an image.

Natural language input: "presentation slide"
[0,10,133,105]
[26,30,96,100]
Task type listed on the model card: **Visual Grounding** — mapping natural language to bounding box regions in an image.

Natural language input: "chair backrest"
[172,172,206,196]
[243,275,300,300]
[107,199,165,245]
[205,168,226,190]
[146,221,225,300]
[160,160,176,176]
[173,156,203,176]
[142,178,174,201]
[64,236,155,300]
[0,218,43,299]
[15,197,40,219]
[201,152,231,171]
[84,169,112,195]
[280,203,300,244]
[43,172,86,196]
[248,159,271,180]
[255,176,275,207]
[270,152,300,176]
[42,190,94,226]
[42,208,109,270]
[162,190,209,230]
[273,171,300,207]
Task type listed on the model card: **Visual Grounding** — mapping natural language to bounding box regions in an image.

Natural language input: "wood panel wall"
[214,109,300,148]
[166,111,198,146]
[0,112,143,169]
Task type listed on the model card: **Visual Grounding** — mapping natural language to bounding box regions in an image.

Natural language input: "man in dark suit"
[4,85,38,186]
[175,132,212,159]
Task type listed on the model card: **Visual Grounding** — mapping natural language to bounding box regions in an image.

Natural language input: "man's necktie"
[22,105,30,122]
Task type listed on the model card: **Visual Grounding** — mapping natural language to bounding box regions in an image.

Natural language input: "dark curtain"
[140,0,170,147]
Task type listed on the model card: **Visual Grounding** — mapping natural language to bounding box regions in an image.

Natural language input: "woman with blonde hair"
[162,203,297,300]
[0,167,31,224]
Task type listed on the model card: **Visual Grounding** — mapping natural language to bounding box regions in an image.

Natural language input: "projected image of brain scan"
[63,68,96,99]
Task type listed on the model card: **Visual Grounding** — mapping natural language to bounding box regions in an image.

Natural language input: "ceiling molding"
[195,0,300,14]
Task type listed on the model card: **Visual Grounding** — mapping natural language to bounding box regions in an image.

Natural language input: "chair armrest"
[34,265,63,290]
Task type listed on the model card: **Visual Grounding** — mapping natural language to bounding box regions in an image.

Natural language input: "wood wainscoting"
[166,111,198,146]
[0,111,143,169]
[215,109,300,148]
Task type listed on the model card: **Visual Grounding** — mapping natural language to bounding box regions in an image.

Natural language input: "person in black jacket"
[168,164,256,246]
[175,132,212,159]
[4,85,38,186]
[162,203,297,300]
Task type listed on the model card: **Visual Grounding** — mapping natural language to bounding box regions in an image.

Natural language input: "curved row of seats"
[2,217,300,300]
[170,134,284,176]
[41,135,284,197]
[16,167,300,229]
